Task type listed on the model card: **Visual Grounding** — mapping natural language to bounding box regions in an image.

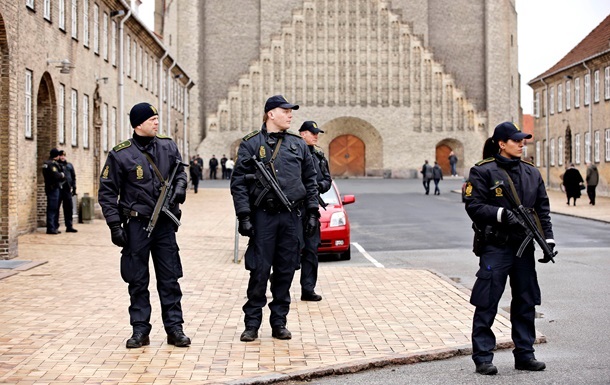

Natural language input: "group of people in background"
[561,161,599,206]
[188,153,235,190]
[42,148,78,234]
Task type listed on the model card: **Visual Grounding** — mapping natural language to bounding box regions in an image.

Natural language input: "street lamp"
[47,58,74,74]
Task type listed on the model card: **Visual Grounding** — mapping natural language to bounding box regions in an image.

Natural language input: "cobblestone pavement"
[2,184,605,384]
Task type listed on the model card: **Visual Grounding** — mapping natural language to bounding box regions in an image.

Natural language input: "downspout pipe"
[166,59,177,137]
[158,51,169,134]
[582,62,593,162]
[183,80,193,157]
[117,5,132,141]
[540,78,549,186]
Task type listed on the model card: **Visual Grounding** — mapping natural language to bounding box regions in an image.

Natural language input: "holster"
[472,223,485,257]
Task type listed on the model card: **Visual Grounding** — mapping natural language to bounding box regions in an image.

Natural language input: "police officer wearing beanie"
[230,95,318,342]
[57,150,78,233]
[298,121,332,301]
[42,148,65,234]
[98,102,191,349]
[464,122,555,375]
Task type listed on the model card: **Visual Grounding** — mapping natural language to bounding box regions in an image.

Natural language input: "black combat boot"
[126,332,150,348]
[167,329,191,347]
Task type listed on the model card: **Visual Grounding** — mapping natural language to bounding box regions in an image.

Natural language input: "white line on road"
[352,242,384,268]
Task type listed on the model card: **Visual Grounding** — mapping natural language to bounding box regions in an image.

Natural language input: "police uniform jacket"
[464,154,553,242]
[59,161,76,191]
[98,135,187,225]
[310,145,332,194]
[42,159,65,192]
[231,125,319,217]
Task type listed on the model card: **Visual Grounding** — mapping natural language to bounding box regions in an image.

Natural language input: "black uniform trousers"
[58,187,74,229]
[243,208,302,329]
[470,242,540,365]
[300,225,320,294]
[46,188,60,232]
[120,216,185,335]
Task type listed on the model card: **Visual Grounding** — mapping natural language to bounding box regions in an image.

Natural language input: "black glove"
[170,181,187,206]
[501,209,520,226]
[304,209,320,238]
[237,215,254,237]
[538,241,556,263]
[71,187,76,196]
[108,222,127,248]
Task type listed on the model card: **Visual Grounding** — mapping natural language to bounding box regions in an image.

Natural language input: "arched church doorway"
[435,139,463,176]
[329,135,365,177]
[36,73,57,227]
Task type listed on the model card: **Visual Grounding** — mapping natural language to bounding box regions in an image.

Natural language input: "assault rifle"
[244,155,292,212]
[491,181,557,263]
[146,159,189,237]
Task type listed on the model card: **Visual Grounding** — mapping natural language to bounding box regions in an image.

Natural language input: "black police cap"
[299,121,324,134]
[492,122,532,142]
[264,95,299,113]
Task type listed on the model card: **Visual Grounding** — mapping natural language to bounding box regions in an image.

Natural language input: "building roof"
[528,13,610,83]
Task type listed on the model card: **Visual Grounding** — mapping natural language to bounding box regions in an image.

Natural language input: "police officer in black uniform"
[464,122,555,375]
[230,95,318,342]
[42,148,65,234]
[298,121,332,301]
[57,150,78,233]
[98,102,191,349]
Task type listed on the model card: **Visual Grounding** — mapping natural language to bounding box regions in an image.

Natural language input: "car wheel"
[339,246,351,260]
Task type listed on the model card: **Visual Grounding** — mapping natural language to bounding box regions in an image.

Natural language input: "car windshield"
[320,185,340,205]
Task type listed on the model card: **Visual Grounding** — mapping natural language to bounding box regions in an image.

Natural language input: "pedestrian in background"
[298,120,332,301]
[421,160,433,195]
[98,102,191,349]
[225,157,235,179]
[57,150,78,233]
[432,161,443,195]
[464,121,554,376]
[209,154,219,180]
[230,95,318,342]
[220,154,228,179]
[562,163,584,206]
[448,151,458,176]
[585,161,599,205]
[190,158,203,193]
[42,148,65,235]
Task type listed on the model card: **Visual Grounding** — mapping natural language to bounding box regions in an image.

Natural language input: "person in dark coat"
[421,160,433,194]
[42,148,65,234]
[98,102,191,349]
[464,122,555,376]
[230,95,318,342]
[57,150,78,232]
[189,158,203,193]
[209,155,219,179]
[432,161,443,195]
[562,163,584,206]
[585,161,599,205]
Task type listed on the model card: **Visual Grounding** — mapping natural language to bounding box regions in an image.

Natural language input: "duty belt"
[122,208,150,220]
[262,199,303,213]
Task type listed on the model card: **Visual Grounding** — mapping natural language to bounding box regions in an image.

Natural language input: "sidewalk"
[545,188,610,223]
[1,184,603,384]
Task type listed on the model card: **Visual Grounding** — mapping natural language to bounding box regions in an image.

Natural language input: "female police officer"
[464,122,555,375]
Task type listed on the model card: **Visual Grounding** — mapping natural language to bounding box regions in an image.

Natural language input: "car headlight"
[329,211,346,227]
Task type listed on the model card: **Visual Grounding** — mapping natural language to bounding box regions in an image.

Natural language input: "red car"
[318,181,355,260]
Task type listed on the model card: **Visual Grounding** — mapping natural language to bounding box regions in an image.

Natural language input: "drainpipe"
[540,78,549,186]
[117,5,132,141]
[166,59,177,136]
[183,79,193,157]
[158,51,169,134]
[582,62,593,162]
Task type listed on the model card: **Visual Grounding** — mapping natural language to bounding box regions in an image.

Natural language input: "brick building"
[156,0,520,179]
[0,0,193,259]
[528,14,610,197]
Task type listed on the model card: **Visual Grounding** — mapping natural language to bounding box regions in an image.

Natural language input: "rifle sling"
[142,152,167,184]
[268,137,283,180]
[499,168,544,234]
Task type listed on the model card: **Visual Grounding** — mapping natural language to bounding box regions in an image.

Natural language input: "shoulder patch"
[475,157,495,166]
[520,159,535,167]
[113,140,132,152]
[242,130,260,141]
[286,130,301,138]
[156,134,172,140]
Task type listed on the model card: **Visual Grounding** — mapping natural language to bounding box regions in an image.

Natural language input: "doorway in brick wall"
[329,134,365,177]
[36,73,58,228]
[435,139,463,177]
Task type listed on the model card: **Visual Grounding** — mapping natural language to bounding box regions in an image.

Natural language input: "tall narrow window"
[138,45,143,85]
[557,83,563,112]
[533,92,539,117]
[535,141,541,167]
[594,131,600,162]
[83,0,89,47]
[605,67,610,100]
[144,54,148,90]
[71,0,78,39]
[111,20,117,66]
[584,73,590,106]
[102,103,108,152]
[558,137,564,166]
[59,84,65,144]
[71,89,78,146]
[25,70,33,138]
[83,94,89,148]
[575,77,580,108]
[566,80,571,110]
[606,129,610,162]
[44,0,51,20]
[111,107,117,146]
[102,12,108,61]
[594,70,600,102]
[59,0,66,30]
[93,3,99,54]
[549,86,555,114]
[584,132,591,163]
[126,35,131,77]
[132,41,137,80]
[550,138,555,166]
[575,134,581,164]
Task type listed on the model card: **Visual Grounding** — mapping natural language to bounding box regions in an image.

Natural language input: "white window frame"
[71,89,78,146]
[25,70,33,138]
[111,20,117,66]
[566,80,571,110]
[550,138,555,166]
[584,73,590,106]
[102,12,108,61]
[594,131,600,163]
[144,54,148,90]
[59,0,66,30]
[549,86,555,114]
[83,0,89,47]
[132,41,137,81]
[533,92,539,118]
[575,134,581,164]
[594,70,600,103]
[102,103,108,152]
[44,0,51,20]
[93,3,99,54]
[575,77,580,108]
[71,0,78,39]
[126,35,131,77]
[606,129,610,162]
[584,132,591,163]
[138,45,143,85]
[605,67,610,100]
[26,0,35,9]
[558,136,564,166]
[111,106,117,147]
[83,94,89,149]
[58,84,65,144]
[535,141,541,167]
[557,83,563,112]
